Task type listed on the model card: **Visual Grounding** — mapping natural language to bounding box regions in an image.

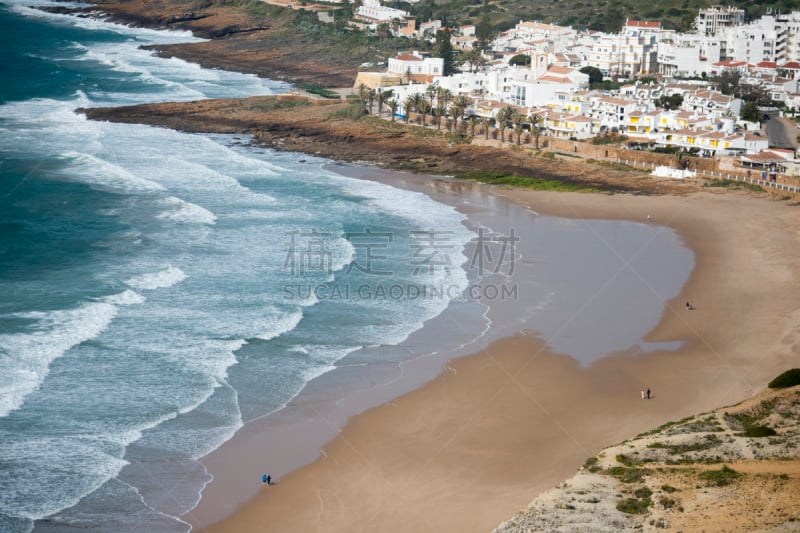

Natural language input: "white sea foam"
[103,289,146,306]
[253,309,304,342]
[62,151,166,193]
[0,302,118,418]
[125,266,187,291]
[155,196,216,225]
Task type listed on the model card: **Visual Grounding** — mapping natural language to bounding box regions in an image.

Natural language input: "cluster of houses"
[350,5,800,170]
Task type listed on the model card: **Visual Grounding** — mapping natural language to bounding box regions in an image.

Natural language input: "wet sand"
[192,176,800,532]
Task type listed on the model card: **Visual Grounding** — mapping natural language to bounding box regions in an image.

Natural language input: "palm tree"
[405,92,424,123]
[481,117,491,139]
[438,87,453,111]
[388,99,398,122]
[376,90,387,117]
[450,95,469,132]
[366,88,376,114]
[425,84,438,107]
[468,114,477,137]
[417,99,431,126]
[513,113,525,145]
[358,83,369,105]
[528,113,543,149]
[434,103,447,130]
[496,106,517,143]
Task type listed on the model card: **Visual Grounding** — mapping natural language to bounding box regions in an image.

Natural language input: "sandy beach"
[183,173,800,532]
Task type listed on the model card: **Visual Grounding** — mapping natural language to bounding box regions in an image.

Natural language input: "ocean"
[0,2,693,531]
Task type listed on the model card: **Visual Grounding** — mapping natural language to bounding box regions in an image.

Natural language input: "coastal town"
[340,5,800,182]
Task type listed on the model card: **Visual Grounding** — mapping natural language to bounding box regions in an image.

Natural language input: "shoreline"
[197,178,800,532]
[50,3,800,529]
[183,162,694,529]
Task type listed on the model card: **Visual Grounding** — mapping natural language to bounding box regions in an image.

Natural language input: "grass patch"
[605,466,645,483]
[703,178,764,193]
[592,135,629,145]
[247,98,311,113]
[634,487,652,499]
[616,454,641,467]
[661,484,679,493]
[700,465,742,486]
[616,497,650,514]
[663,434,723,454]
[330,102,367,121]
[768,368,800,389]
[297,84,340,99]
[454,171,597,192]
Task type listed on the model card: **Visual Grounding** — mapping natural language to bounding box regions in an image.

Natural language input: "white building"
[695,6,745,36]
[575,26,659,78]
[355,0,409,28]
[387,51,444,82]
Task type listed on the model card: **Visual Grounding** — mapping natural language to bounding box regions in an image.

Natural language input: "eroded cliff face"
[51,0,360,87]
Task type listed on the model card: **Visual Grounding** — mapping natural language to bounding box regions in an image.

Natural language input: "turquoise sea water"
[0,3,473,530]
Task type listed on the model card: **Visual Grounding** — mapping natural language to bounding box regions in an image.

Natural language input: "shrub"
[700,465,742,486]
[661,484,678,493]
[634,487,653,499]
[768,369,800,389]
[617,497,650,514]
[331,102,367,121]
[659,496,677,509]
[743,425,777,437]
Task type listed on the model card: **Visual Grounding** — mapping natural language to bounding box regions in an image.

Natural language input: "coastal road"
[763,111,797,149]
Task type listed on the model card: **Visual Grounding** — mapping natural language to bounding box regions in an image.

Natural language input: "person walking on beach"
[262,474,272,485]
[641,389,645,400]
[646,388,651,400]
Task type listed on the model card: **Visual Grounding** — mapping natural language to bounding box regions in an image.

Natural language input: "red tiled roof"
[781,61,800,70]
[395,54,422,61]
[547,66,574,75]
[626,20,661,28]
[538,75,572,83]
[756,61,778,69]
[712,60,747,67]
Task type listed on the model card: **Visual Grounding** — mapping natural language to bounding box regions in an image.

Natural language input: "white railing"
[613,159,800,193]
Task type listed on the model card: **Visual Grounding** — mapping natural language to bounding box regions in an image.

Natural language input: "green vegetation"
[660,484,679,493]
[726,399,779,438]
[246,98,311,112]
[659,496,678,509]
[509,54,531,66]
[605,466,645,483]
[453,171,598,192]
[616,497,650,514]
[699,465,742,487]
[633,487,652,499]
[331,102,367,121]
[583,456,601,473]
[616,454,641,467]
[743,425,777,438]
[591,135,628,145]
[768,369,800,389]
[298,84,340,99]
[703,178,764,193]
[647,434,723,455]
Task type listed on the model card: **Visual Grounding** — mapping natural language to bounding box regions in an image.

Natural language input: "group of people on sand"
[685,301,695,310]
[640,388,652,400]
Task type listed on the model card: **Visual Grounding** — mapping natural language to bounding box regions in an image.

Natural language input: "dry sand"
[197,186,800,533]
